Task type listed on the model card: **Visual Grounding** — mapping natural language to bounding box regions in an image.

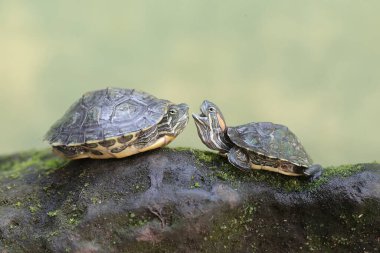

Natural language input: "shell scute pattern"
[102,127,120,139]
[105,87,128,102]
[228,122,312,167]
[67,133,85,145]
[111,145,127,153]
[117,135,133,143]
[81,89,106,107]
[111,99,141,123]
[84,129,104,142]
[83,107,101,127]
[99,139,116,147]
[84,143,98,148]
[91,150,103,156]
[44,88,170,146]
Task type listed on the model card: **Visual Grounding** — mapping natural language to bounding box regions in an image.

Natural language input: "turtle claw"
[304,164,323,181]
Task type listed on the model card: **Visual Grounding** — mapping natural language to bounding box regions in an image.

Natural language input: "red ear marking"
[216,113,226,131]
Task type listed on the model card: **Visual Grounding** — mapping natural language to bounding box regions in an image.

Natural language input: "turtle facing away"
[192,100,323,179]
[45,88,189,159]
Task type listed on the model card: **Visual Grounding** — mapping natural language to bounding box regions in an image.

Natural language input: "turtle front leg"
[304,164,323,181]
[227,146,251,172]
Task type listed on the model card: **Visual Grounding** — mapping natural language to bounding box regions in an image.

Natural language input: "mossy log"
[0,148,379,253]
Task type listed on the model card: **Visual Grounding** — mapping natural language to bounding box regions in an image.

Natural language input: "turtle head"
[192,100,232,153]
[158,103,189,137]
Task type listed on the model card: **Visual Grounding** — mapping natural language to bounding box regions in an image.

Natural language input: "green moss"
[126,212,149,227]
[172,147,220,163]
[91,197,101,204]
[68,217,79,225]
[0,147,371,195]
[0,149,66,181]
[199,204,258,251]
[14,201,22,207]
[181,148,368,192]
[190,181,201,189]
[304,198,380,251]
[191,150,217,163]
[48,231,60,238]
[131,183,148,193]
[29,205,39,213]
[47,210,59,217]
[309,164,365,189]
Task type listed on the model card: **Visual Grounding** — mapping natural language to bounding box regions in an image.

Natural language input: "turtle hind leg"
[53,145,89,160]
[227,146,251,172]
[304,164,323,181]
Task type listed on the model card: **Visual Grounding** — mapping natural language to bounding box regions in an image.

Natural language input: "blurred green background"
[0,1,379,166]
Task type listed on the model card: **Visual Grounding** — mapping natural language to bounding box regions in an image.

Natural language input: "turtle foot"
[227,146,251,172]
[304,164,323,181]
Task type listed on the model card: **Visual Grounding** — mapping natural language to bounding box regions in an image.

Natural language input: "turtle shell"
[227,122,313,167]
[44,88,171,146]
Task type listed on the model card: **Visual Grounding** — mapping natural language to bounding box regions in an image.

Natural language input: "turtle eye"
[169,109,177,115]
[208,107,216,112]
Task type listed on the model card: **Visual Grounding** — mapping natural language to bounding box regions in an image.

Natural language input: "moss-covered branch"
[0,148,379,253]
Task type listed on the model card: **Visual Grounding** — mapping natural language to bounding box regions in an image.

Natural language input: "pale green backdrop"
[1,1,379,166]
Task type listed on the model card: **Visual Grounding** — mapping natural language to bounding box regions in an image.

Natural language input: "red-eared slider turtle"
[192,100,323,179]
[45,88,189,159]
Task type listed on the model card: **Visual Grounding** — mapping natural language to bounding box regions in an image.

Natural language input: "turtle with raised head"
[45,87,189,159]
[192,100,323,179]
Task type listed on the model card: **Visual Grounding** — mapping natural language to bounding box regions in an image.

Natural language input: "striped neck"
[192,100,233,154]
[193,118,233,153]
[207,127,233,154]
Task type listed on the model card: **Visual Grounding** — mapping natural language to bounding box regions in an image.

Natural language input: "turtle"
[44,87,189,160]
[192,100,323,180]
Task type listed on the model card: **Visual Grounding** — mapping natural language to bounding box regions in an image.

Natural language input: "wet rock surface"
[0,148,379,253]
